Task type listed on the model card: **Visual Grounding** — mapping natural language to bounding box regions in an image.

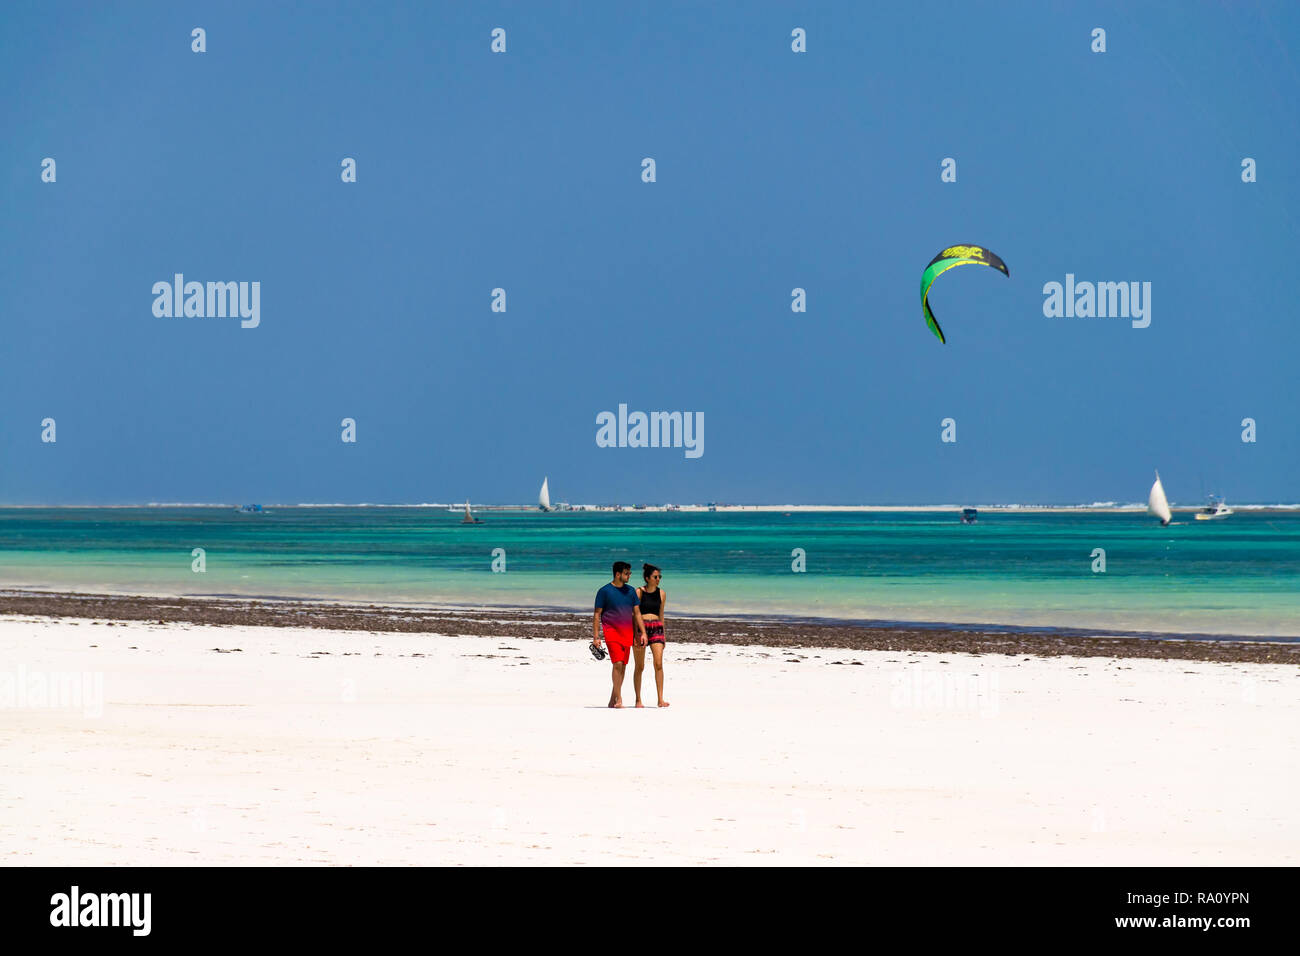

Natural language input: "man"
[593,561,647,708]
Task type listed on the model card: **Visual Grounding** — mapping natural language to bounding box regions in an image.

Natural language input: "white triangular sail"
[538,477,552,511]
[1148,471,1172,526]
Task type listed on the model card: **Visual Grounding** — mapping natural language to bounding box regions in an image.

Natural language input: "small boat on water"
[1195,497,1233,520]
[538,477,553,512]
[960,508,978,524]
[1148,471,1172,526]
[461,501,482,524]
[236,504,267,514]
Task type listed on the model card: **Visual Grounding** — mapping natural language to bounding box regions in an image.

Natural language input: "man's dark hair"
[612,561,631,577]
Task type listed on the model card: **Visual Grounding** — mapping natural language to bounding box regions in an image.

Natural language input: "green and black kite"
[919,244,1009,344]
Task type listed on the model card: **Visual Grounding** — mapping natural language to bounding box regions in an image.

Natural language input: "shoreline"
[3,589,1295,664]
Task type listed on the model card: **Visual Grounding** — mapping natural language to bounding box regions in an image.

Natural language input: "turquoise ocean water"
[0,507,1296,638]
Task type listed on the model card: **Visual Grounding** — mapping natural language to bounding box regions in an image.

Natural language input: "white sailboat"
[538,477,552,512]
[1148,471,1172,526]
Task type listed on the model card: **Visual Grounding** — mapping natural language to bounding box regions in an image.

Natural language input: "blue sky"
[2,1,1296,504]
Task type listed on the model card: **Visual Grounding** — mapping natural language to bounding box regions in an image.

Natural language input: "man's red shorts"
[602,629,632,664]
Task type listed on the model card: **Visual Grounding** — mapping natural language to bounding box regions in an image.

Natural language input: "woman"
[632,563,669,708]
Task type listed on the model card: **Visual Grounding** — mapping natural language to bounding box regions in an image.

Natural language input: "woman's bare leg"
[652,642,668,707]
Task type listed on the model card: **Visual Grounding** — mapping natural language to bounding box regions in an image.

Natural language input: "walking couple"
[591,562,668,708]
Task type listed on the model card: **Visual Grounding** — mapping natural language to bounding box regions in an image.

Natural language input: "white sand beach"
[2,616,1296,866]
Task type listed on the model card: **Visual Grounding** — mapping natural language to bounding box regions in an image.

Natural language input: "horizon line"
[2,502,1299,511]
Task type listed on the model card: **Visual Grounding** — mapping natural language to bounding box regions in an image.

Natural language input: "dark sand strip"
[2,590,1296,664]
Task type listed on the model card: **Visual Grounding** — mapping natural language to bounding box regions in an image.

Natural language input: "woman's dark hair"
[643,563,661,582]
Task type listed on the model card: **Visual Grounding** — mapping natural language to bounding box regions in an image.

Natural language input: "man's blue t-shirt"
[595,582,639,642]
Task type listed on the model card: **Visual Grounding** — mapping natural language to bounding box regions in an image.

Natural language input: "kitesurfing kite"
[919,244,1009,343]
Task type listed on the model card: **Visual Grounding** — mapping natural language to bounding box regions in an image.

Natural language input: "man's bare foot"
[658,700,671,708]
[635,700,645,708]
[608,697,623,709]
